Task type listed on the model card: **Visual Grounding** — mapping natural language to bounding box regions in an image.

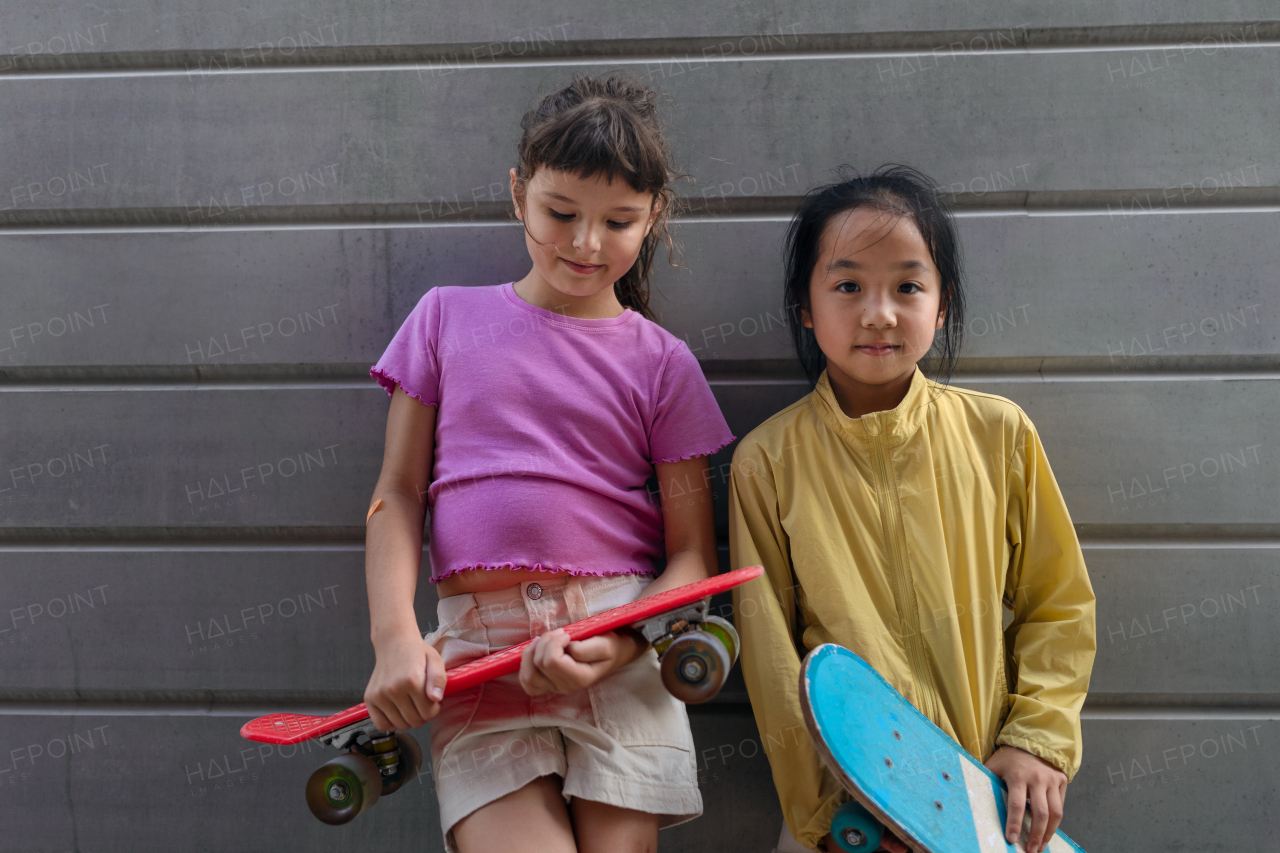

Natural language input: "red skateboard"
[241,565,763,824]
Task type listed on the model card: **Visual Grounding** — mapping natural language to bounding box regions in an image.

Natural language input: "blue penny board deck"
[800,644,1084,853]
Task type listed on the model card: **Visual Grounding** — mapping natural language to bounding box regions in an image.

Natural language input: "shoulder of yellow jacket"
[929,382,1034,430]
[732,391,815,461]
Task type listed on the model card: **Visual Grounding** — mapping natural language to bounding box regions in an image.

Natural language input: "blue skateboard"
[800,645,1086,853]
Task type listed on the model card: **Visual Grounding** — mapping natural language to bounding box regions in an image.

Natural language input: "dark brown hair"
[513,73,679,320]
[783,164,968,386]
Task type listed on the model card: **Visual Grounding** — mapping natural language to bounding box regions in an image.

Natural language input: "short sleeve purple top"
[370,283,734,583]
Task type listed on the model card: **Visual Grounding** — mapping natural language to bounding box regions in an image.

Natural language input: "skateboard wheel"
[305,751,382,825]
[660,630,730,704]
[699,615,740,667]
[380,733,423,796]
[830,801,883,853]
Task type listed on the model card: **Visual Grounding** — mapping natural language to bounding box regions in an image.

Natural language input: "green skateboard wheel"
[305,751,382,825]
[660,630,730,703]
[700,615,740,666]
[830,800,883,853]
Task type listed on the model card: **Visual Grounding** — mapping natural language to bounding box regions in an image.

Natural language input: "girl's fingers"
[519,637,545,693]
[1026,786,1050,853]
[1004,780,1028,845]
[390,690,426,730]
[424,645,448,704]
[372,698,409,733]
[565,634,615,663]
[1044,782,1065,845]
[532,629,567,670]
[366,702,395,733]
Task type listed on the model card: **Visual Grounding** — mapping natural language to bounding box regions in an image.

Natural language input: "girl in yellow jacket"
[729,165,1096,853]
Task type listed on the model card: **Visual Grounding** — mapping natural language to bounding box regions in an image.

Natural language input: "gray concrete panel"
[1086,548,1280,699]
[1,379,1275,528]
[1,3,1272,59]
[1066,717,1280,852]
[0,550,438,697]
[0,388,385,528]
[2,50,1277,215]
[2,211,1276,369]
[3,548,1278,699]
[0,709,774,852]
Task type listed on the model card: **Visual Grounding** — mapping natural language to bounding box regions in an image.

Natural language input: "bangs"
[520,98,668,195]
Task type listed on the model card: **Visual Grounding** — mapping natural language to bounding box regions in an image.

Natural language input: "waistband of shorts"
[467,572,651,610]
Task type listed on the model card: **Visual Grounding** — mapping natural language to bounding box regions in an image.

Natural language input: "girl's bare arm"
[645,455,719,595]
[363,386,447,731]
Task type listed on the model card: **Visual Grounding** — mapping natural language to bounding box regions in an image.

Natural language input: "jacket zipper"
[869,429,944,725]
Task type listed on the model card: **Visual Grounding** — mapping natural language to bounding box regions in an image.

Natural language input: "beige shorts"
[424,573,702,851]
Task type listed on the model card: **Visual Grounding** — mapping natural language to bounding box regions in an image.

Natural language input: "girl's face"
[511,166,659,306]
[803,206,946,393]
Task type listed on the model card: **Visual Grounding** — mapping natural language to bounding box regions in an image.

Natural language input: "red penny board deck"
[241,565,764,745]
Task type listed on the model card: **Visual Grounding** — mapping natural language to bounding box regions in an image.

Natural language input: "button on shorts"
[424,573,703,851]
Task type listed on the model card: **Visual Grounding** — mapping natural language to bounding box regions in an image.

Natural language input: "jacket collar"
[810,366,935,445]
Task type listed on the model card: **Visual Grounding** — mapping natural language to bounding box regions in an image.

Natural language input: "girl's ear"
[935,305,947,330]
[510,168,525,222]
[643,193,662,237]
[800,306,814,330]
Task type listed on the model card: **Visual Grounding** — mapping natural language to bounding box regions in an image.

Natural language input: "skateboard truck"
[634,599,740,704]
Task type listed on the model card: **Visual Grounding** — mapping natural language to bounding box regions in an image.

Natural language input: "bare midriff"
[436,566,573,598]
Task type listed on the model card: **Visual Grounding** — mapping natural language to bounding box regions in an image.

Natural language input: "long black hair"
[513,74,680,321]
[783,164,967,386]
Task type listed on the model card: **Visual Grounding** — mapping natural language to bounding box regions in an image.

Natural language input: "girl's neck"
[512,270,626,320]
[826,364,917,420]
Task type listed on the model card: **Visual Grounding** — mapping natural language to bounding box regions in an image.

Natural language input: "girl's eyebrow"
[828,258,928,272]
[539,189,644,214]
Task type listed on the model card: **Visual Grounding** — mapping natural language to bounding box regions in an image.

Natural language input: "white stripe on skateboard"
[961,757,1012,853]
[961,758,1073,853]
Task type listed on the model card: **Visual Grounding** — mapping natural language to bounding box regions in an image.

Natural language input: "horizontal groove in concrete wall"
[0,526,368,548]
[2,21,1277,76]
[1,524,1276,550]
[1,356,1275,391]
[4,186,1280,232]
[0,690,754,714]
[4,692,1276,718]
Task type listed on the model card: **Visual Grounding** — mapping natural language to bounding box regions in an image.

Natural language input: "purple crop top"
[370,283,735,582]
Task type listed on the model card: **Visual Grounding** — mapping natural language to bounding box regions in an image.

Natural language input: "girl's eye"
[899,282,923,294]
[607,220,632,230]
[836,281,860,293]
[548,209,574,221]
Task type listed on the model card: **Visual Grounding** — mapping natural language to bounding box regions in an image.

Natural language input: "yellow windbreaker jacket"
[729,368,1096,850]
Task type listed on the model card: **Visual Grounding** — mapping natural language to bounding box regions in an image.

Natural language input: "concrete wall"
[1,4,1276,851]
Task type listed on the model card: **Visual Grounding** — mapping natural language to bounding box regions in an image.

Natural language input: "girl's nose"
[572,221,602,255]
[861,294,896,327]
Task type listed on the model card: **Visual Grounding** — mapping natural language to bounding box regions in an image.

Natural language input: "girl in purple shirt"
[364,74,733,853]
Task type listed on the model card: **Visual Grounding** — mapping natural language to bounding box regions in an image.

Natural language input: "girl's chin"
[545,274,612,299]
[830,360,914,387]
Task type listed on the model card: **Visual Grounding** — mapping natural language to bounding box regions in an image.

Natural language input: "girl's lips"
[562,258,604,275]
[856,344,899,356]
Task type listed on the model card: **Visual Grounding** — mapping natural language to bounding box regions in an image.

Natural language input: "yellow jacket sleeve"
[998,420,1097,779]
[729,448,845,851]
